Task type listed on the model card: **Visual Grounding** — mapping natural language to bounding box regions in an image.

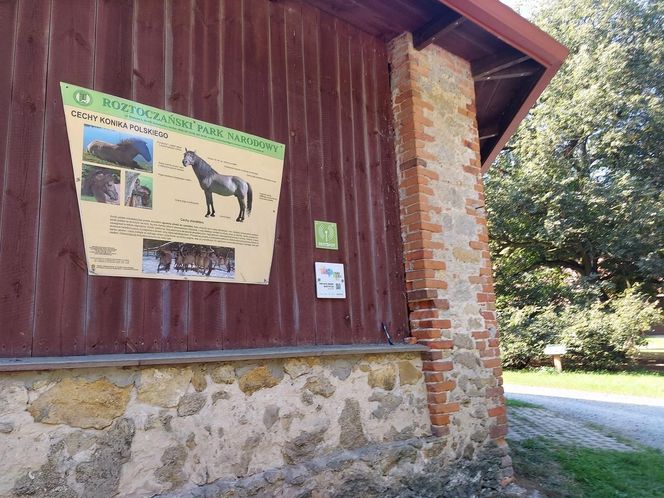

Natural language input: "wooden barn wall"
[0,0,408,357]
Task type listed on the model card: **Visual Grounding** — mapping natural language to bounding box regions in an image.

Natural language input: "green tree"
[485,0,664,367]
[487,0,663,302]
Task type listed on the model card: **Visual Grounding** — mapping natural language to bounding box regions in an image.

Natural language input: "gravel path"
[505,384,664,451]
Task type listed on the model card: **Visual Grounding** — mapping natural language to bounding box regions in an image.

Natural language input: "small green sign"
[315,221,338,250]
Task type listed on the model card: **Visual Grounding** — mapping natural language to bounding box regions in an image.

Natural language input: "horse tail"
[247,183,253,216]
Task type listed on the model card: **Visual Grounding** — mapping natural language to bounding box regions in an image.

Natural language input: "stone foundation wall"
[0,352,504,497]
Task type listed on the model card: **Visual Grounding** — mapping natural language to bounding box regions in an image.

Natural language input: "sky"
[499,0,538,18]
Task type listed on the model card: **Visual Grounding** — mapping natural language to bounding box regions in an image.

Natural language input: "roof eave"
[438,0,568,170]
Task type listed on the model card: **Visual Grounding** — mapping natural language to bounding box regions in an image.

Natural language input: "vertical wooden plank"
[0,0,18,219]
[266,0,290,347]
[363,35,392,343]
[228,0,275,349]
[349,29,380,343]
[0,0,50,357]
[187,0,223,351]
[125,0,166,353]
[284,2,316,345]
[375,40,409,341]
[86,0,134,354]
[162,0,192,352]
[32,0,95,356]
[301,4,335,346]
[317,11,352,344]
[335,19,363,344]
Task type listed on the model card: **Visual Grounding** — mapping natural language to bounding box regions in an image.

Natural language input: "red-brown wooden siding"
[0,0,408,357]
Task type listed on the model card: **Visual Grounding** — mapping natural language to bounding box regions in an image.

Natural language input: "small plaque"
[315,262,346,299]
[544,344,567,355]
[314,220,338,250]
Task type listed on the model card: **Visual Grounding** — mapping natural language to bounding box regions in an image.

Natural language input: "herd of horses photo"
[142,239,235,279]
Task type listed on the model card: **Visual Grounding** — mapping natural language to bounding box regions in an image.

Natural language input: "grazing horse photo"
[87,138,152,170]
[181,149,253,222]
[82,167,119,204]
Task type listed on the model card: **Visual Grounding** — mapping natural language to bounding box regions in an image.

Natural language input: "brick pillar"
[388,33,512,485]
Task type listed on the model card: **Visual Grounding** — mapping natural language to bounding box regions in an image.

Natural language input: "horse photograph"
[80,164,120,205]
[124,171,153,209]
[142,239,235,279]
[181,149,253,222]
[83,125,154,172]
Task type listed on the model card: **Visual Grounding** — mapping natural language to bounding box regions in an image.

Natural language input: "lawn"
[503,369,664,398]
[510,438,664,498]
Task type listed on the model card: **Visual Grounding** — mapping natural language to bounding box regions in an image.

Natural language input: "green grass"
[82,151,152,171]
[510,439,664,498]
[510,438,664,497]
[504,369,664,398]
[506,398,542,408]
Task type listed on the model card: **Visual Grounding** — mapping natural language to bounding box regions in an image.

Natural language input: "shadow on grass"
[510,437,664,498]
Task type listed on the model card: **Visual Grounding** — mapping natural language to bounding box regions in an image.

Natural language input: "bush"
[500,290,662,370]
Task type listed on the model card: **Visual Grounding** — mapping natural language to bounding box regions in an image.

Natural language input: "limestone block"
[28,378,131,429]
[367,364,397,391]
[397,361,423,386]
[177,393,206,417]
[209,364,235,384]
[238,366,280,395]
[303,375,336,398]
[137,368,192,408]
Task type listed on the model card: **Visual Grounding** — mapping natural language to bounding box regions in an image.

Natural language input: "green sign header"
[61,82,285,160]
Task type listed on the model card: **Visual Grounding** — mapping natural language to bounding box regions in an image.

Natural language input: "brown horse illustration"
[87,138,152,169]
[181,149,252,222]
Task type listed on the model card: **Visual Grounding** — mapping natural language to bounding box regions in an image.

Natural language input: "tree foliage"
[485,0,664,367]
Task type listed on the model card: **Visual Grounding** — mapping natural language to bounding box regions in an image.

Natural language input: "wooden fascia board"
[438,0,568,66]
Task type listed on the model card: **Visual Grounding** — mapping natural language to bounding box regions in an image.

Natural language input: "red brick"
[423,360,453,372]
[430,414,450,426]
[491,425,509,439]
[424,372,445,383]
[426,380,456,392]
[428,402,460,414]
[426,339,454,350]
[488,406,506,417]
[410,259,446,270]
[483,358,501,368]
[472,331,490,339]
[427,392,448,404]
[412,329,442,340]
[410,309,439,320]
[422,350,445,361]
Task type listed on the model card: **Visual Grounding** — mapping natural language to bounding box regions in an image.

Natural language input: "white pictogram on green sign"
[315,221,338,250]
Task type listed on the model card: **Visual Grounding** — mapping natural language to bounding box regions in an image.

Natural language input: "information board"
[61,83,285,284]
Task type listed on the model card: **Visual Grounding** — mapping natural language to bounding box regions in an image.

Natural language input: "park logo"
[73,89,93,106]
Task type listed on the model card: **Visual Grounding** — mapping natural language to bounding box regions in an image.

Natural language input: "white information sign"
[315,262,346,299]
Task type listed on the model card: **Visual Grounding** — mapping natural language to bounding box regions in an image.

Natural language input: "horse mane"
[119,138,152,161]
[190,152,219,176]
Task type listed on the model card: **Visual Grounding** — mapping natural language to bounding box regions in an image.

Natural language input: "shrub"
[499,290,662,370]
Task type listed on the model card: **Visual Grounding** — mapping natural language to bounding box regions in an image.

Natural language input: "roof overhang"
[304,0,568,171]
[433,0,568,170]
